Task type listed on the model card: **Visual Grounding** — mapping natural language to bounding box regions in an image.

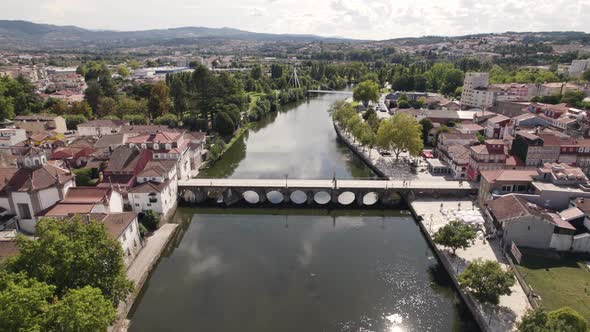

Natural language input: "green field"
[515,250,590,322]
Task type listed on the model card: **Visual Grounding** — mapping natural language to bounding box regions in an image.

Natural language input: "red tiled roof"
[128,180,169,194]
[4,164,74,192]
[62,187,112,204]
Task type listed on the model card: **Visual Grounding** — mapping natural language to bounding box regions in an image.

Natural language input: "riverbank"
[112,223,179,332]
[333,122,387,178]
[409,198,530,332]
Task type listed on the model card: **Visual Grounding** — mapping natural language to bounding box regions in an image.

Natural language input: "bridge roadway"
[179,178,476,191]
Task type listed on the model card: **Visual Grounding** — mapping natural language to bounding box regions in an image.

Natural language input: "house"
[484,114,510,139]
[511,130,574,167]
[14,114,67,136]
[49,144,96,168]
[0,128,27,149]
[478,169,538,205]
[100,146,152,190]
[39,187,124,218]
[126,131,196,180]
[486,194,576,250]
[77,119,130,137]
[1,147,75,233]
[128,160,178,218]
[93,134,127,158]
[466,140,507,181]
[456,123,484,135]
[438,144,470,179]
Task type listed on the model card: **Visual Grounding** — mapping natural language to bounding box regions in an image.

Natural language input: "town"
[1,17,590,332]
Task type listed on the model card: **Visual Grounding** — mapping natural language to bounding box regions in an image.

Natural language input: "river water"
[129,92,478,331]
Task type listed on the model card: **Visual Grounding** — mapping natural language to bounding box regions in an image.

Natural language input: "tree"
[123,114,148,125]
[0,271,55,332]
[353,80,380,107]
[139,210,160,231]
[64,114,88,130]
[458,259,515,305]
[419,118,433,145]
[388,112,424,160]
[97,96,118,118]
[517,307,588,332]
[117,64,130,78]
[377,119,395,151]
[208,137,226,162]
[215,112,236,136]
[147,81,171,119]
[251,64,262,80]
[0,95,15,121]
[6,217,133,304]
[583,69,590,82]
[45,98,69,115]
[476,132,486,144]
[433,220,477,254]
[84,80,102,112]
[68,101,93,119]
[46,286,116,332]
[154,113,179,127]
[128,60,141,70]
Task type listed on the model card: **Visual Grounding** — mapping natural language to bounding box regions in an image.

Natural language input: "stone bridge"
[178,179,478,207]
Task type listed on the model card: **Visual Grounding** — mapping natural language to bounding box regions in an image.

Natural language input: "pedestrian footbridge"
[178,178,477,207]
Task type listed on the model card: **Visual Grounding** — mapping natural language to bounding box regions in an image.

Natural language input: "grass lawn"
[247,92,264,110]
[515,250,590,321]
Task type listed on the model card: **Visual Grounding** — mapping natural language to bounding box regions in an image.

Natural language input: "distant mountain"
[0,20,352,50]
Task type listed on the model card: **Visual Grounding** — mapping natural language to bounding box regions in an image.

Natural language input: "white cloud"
[1,0,589,39]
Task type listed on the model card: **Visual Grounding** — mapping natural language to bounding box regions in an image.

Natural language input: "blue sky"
[3,0,590,40]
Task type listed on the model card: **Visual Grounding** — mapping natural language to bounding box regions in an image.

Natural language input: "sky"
[3,0,590,40]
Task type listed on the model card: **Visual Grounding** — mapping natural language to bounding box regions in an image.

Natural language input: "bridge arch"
[266,190,284,204]
[314,191,331,205]
[242,190,260,204]
[290,190,307,205]
[363,192,379,206]
[338,191,355,205]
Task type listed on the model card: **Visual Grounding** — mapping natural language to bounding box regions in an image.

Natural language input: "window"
[122,233,127,241]
[134,240,137,248]
[141,143,147,149]
[147,203,151,207]
[17,203,32,219]
[165,144,171,150]
[127,249,131,256]
[154,143,159,150]
[135,203,140,207]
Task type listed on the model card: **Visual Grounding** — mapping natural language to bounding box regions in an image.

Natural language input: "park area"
[515,249,590,322]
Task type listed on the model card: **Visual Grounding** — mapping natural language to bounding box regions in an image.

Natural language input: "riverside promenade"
[411,199,530,332]
[112,224,179,332]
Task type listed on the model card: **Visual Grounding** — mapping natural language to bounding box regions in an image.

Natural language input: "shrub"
[139,211,159,231]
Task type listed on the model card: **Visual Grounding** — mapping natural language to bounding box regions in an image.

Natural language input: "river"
[128,92,478,331]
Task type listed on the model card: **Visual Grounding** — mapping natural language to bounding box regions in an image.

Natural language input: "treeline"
[0,75,43,121]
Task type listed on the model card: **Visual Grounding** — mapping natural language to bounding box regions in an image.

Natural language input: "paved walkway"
[112,224,179,332]
[412,199,530,332]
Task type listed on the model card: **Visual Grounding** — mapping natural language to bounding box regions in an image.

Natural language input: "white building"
[77,119,129,137]
[569,59,590,77]
[128,160,178,218]
[1,147,75,233]
[0,128,27,148]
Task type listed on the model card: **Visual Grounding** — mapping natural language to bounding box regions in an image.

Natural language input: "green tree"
[215,112,236,136]
[561,90,585,107]
[154,113,179,127]
[117,64,130,78]
[433,220,477,254]
[128,60,141,70]
[97,96,118,118]
[583,69,590,82]
[458,259,515,305]
[123,114,148,125]
[518,307,588,332]
[353,80,380,107]
[116,95,147,117]
[0,95,15,121]
[45,98,69,115]
[72,168,94,186]
[419,118,433,145]
[139,210,160,231]
[6,217,133,304]
[377,119,395,151]
[0,271,55,332]
[208,137,226,162]
[388,112,424,159]
[441,68,464,95]
[68,101,93,119]
[251,64,262,80]
[84,80,103,112]
[147,81,171,119]
[64,114,88,130]
[46,286,116,332]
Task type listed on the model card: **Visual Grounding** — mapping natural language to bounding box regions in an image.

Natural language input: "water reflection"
[199,92,376,179]
[130,213,478,332]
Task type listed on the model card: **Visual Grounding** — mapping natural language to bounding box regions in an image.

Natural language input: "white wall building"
[0,128,27,148]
